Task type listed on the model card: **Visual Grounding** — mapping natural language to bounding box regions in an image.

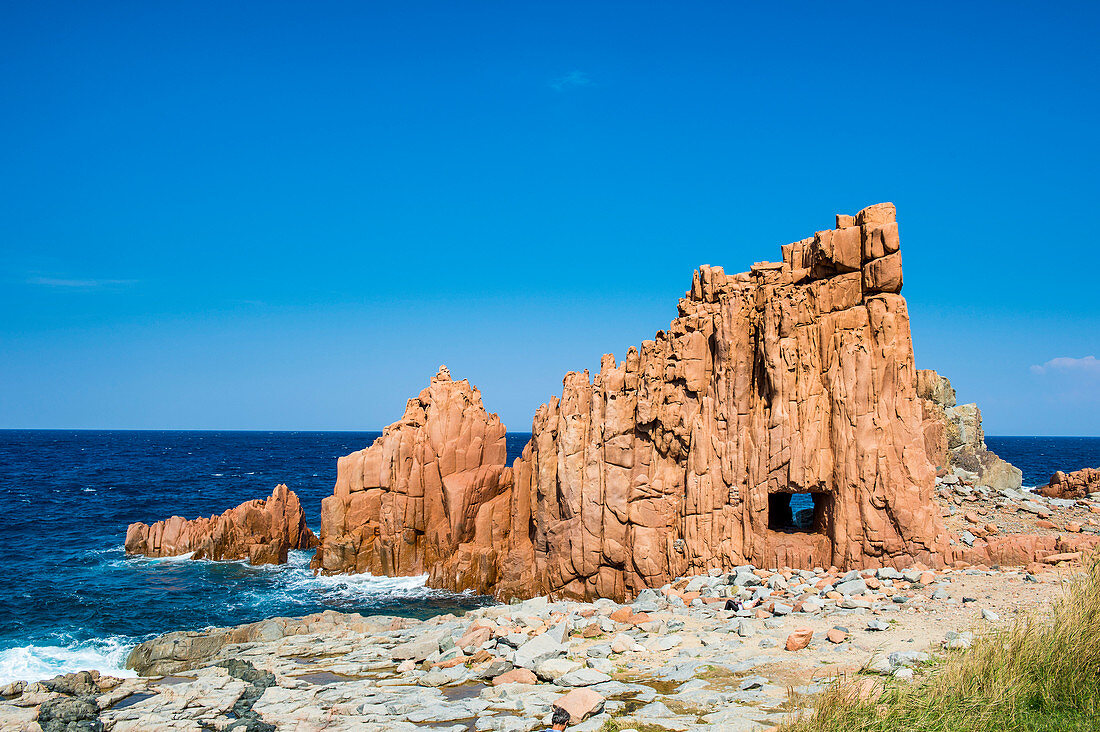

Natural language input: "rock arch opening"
[768,491,833,534]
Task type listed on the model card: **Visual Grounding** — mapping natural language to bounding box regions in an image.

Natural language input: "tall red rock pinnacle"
[310,366,512,588]
[312,203,951,600]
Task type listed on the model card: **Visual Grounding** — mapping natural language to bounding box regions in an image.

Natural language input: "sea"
[0,430,1097,686]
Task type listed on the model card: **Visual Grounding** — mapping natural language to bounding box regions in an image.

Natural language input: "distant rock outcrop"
[313,203,953,600]
[916,370,1023,493]
[126,484,317,565]
[1036,468,1100,500]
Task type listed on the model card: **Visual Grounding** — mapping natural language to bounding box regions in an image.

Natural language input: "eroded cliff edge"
[313,203,954,600]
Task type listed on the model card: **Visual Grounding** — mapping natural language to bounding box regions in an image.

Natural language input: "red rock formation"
[1036,468,1100,499]
[916,370,953,469]
[126,484,317,565]
[310,366,512,588]
[917,369,1022,492]
[313,203,954,600]
[952,532,1100,567]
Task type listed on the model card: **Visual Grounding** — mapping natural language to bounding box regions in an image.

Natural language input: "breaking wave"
[229,551,480,616]
[0,636,138,686]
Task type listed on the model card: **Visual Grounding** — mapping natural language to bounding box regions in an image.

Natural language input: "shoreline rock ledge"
[1036,467,1100,500]
[126,483,318,565]
[313,203,955,601]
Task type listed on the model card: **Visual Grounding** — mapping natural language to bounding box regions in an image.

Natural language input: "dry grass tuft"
[781,558,1100,731]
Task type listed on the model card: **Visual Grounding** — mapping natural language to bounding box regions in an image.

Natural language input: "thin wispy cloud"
[27,276,137,289]
[550,70,594,92]
[1030,355,1100,375]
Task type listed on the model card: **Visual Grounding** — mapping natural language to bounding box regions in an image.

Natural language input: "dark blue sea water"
[0,430,1096,685]
[0,430,530,685]
[986,436,1100,487]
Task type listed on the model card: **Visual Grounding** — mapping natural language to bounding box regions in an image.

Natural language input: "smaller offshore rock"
[124,484,317,566]
[917,370,1023,492]
[1036,468,1100,500]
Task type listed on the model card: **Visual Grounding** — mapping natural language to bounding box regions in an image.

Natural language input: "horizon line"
[1,428,1098,439]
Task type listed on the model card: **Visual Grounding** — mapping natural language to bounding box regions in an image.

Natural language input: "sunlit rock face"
[311,366,513,589]
[1037,468,1100,500]
[312,203,951,601]
[126,484,317,565]
[917,369,1023,493]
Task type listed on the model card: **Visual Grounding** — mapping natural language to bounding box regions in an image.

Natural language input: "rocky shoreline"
[8,202,1099,731]
[2,540,1090,731]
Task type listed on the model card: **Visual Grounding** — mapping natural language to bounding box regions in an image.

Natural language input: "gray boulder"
[513,633,565,669]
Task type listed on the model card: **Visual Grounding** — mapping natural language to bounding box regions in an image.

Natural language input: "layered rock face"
[310,366,512,586]
[1036,468,1100,500]
[917,370,1023,493]
[314,203,952,601]
[126,484,317,565]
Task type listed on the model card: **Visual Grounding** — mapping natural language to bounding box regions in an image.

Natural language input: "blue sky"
[1,2,1098,434]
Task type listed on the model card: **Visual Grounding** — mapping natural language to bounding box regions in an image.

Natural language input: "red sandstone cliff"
[313,203,953,600]
[126,484,317,565]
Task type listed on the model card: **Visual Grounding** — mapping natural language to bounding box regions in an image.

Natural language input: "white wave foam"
[0,637,137,686]
[111,551,196,569]
[251,551,476,608]
[128,551,196,564]
[84,545,124,557]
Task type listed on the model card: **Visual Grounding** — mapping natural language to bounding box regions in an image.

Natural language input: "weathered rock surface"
[917,370,1023,493]
[313,203,952,601]
[125,484,317,566]
[10,560,1082,732]
[955,532,1100,567]
[309,365,512,583]
[126,612,417,676]
[1036,467,1100,500]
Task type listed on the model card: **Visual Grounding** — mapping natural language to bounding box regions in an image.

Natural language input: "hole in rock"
[768,491,833,533]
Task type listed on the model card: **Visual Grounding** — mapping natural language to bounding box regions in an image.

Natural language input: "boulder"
[492,668,537,686]
[558,668,612,687]
[125,629,231,676]
[1043,552,1082,564]
[552,688,605,723]
[391,633,445,662]
[513,633,566,669]
[39,671,99,697]
[36,696,101,732]
[786,628,813,651]
[535,658,581,682]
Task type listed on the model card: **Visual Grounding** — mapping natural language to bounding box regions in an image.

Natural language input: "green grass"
[781,558,1100,732]
[599,720,672,732]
